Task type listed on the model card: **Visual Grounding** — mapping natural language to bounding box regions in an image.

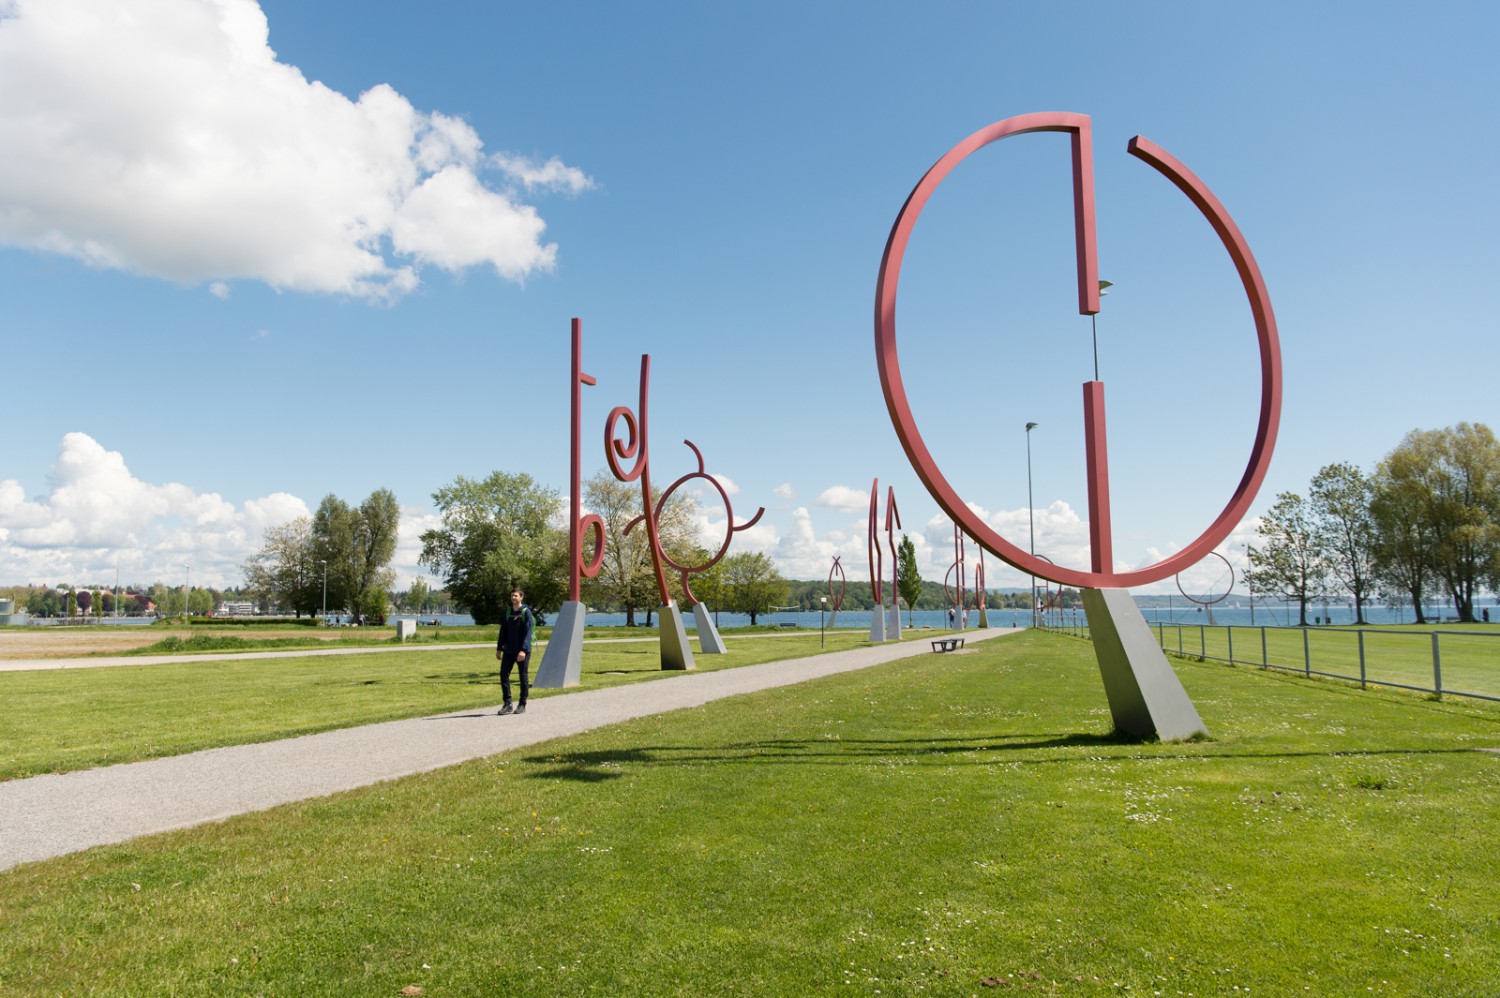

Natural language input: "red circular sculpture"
[874,112,1281,590]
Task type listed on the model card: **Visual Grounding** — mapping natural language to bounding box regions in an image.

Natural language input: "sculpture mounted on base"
[535,318,603,689]
[875,112,1281,740]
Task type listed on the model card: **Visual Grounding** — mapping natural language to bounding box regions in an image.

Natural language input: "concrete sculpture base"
[977,604,989,628]
[659,602,696,670]
[886,601,902,639]
[1082,587,1206,741]
[692,602,726,654]
[869,610,886,643]
[534,600,586,688]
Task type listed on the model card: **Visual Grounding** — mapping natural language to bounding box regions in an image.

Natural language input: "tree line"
[1247,422,1500,625]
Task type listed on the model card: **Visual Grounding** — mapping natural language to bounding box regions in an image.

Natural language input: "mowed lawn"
[0,630,873,780]
[2,631,1498,996]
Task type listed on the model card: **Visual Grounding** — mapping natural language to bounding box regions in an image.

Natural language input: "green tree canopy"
[1246,491,1327,627]
[897,534,923,625]
[241,516,322,617]
[314,489,400,625]
[420,472,564,625]
[1310,462,1378,624]
[722,551,787,626]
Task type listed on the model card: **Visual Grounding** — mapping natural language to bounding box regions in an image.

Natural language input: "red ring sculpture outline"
[827,555,846,613]
[874,112,1281,590]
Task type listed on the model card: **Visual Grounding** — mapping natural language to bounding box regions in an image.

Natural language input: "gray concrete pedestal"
[1081,588,1206,741]
[659,602,696,671]
[534,600,586,688]
[692,602,726,654]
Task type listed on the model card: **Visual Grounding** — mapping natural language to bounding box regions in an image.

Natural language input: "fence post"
[1303,628,1311,677]
[1432,632,1443,700]
[1357,630,1367,689]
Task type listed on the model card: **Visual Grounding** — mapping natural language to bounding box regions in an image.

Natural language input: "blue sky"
[2,0,1495,597]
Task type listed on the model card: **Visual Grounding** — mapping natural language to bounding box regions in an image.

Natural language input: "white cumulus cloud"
[816,484,870,511]
[0,0,592,301]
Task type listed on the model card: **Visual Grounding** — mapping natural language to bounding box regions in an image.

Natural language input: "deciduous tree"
[1309,462,1378,624]
[723,551,787,626]
[897,534,923,626]
[420,472,564,625]
[314,489,400,625]
[241,517,322,616]
[1246,492,1326,627]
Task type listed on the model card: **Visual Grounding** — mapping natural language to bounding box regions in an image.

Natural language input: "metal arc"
[874,113,1281,590]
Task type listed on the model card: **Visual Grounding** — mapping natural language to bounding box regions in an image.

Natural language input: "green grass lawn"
[3,631,1498,995]
[0,631,874,780]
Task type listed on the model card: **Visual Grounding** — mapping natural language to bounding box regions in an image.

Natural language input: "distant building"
[216,601,256,616]
[0,597,30,626]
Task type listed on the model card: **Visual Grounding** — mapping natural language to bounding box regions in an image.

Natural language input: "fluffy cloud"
[816,485,870,511]
[0,433,310,587]
[0,0,592,301]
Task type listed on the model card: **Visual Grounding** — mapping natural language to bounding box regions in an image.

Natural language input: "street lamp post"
[182,564,190,622]
[320,560,328,623]
[1025,421,1039,629]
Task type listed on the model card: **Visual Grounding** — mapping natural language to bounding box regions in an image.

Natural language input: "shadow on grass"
[521,735,1480,782]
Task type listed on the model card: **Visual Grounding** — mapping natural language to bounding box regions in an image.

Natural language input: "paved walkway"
[0,630,1013,870]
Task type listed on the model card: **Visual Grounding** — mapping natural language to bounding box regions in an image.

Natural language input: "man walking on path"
[495,588,534,714]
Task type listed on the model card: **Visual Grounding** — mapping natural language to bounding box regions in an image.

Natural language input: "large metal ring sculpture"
[875,112,1281,590]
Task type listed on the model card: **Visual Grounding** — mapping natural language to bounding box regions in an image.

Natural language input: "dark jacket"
[497,605,535,657]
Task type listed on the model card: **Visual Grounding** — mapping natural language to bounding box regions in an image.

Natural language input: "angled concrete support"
[692,602,726,654]
[534,600,587,688]
[659,602,696,671]
[1082,588,1206,741]
[886,601,902,639]
[869,609,886,643]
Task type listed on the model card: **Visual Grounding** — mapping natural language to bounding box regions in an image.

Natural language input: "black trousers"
[500,651,530,704]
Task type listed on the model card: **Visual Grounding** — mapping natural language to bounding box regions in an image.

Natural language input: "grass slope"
[2,632,1498,995]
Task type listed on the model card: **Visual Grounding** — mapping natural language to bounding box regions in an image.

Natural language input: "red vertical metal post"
[1083,380,1112,574]
[568,318,597,602]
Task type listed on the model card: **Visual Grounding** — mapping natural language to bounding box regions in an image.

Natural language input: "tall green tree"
[1371,430,1441,622]
[723,551,787,626]
[420,472,564,625]
[241,516,322,616]
[314,489,400,625]
[1309,462,1378,624]
[1246,491,1326,627]
[1427,423,1500,622]
[897,534,923,626]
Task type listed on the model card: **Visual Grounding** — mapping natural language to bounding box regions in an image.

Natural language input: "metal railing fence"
[1046,618,1500,703]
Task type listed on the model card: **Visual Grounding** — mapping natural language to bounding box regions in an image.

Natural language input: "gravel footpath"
[1,630,1013,870]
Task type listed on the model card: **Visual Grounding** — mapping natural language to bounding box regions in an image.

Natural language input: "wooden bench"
[930,637,965,653]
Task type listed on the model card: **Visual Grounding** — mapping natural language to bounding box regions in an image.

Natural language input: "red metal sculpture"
[827,555,846,613]
[884,486,902,634]
[567,318,605,600]
[874,112,1281,590]
[608,354,764,608]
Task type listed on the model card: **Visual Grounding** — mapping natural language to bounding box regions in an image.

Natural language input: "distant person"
[1485,608,1491,623]
[495,588,535,715]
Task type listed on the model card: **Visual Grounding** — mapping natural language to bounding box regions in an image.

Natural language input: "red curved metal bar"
[867,479,883,608]
[972,546,986,610]
[884,486,901,609]
[650,439,766,605]
[874,112,1281,590]
[827,555,846,612]
[607,356,671,605]
[567,319,603,599]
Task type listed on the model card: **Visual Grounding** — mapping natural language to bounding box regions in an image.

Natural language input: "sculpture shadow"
[521,735,1477,782]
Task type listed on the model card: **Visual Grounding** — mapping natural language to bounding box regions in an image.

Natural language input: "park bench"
[930,637,965,653]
